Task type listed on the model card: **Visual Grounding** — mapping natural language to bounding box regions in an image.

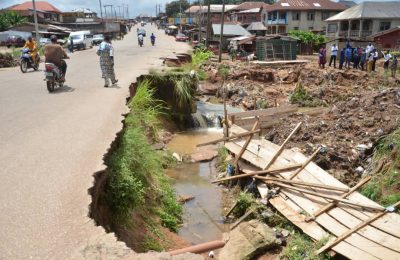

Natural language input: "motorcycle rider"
[44,35,69,81]
[23,36,39,64]
[150,33,156,45]
[138,33,144,46]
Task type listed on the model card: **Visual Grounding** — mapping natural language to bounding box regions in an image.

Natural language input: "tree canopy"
[0,11,27,32]
[289,30,326,46]
[166,0,190,17]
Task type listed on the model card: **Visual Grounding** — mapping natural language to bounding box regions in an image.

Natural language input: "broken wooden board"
[225,125,400,259]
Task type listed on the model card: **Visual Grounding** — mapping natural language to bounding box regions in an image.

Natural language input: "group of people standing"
[319,41,398,78]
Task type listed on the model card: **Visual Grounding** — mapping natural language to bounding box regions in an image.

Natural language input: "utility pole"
[98,0,103,18]
[218,0,226,63]
[205,0,211,47]
[198,0,202,42]
[31,0,40,43]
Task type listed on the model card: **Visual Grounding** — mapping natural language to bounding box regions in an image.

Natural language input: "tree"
[0,11,27,32]
[166,0,190,17]
[289,30,326,46]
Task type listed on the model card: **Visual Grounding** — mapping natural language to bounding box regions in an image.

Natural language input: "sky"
[0,0,397,18]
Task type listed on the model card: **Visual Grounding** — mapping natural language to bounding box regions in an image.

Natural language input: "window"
[321,12,330,21]
[328,23,337,33]
[379,22,391,31]
[292,11,300,21]
[293,27,299,30]
[309,26,314,30]
[252,15,257,22]
[307,12,315,21]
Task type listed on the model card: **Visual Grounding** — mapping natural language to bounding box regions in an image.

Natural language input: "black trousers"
[60,60,67,76]
[329,55,337,67]
[372,58,377,71]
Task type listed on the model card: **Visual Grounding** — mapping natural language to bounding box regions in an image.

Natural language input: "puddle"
[166,129,229,245]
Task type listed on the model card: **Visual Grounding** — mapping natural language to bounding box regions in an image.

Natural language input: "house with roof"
[264,0,346,34]
[184,5,238,25]
[211,23,251,49]
[3,1,62,22]
[372,26,400,50]
[229,2,269,26]
[62,8,98,23]
[325,1,400,40]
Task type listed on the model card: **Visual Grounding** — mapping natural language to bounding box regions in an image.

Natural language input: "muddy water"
[166,129,229,245]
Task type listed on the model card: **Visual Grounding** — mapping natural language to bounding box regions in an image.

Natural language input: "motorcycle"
[20,48,39,73]
[44,63,64,92]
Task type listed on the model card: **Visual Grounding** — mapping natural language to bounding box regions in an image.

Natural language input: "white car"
[39,37,50,46]
[92,34,104,46]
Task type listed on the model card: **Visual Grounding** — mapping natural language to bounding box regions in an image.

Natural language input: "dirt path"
[0,25,190,259]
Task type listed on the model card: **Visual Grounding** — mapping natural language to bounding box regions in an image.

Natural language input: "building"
[212,23,251,49]
[184,5,238,26]
[230,2,269,25]
[247,22,268,36]
[372,26,400,50]
[264,0,346,34]
[4,1,62,22]
[325,1,400,40]
[63,8,98,23]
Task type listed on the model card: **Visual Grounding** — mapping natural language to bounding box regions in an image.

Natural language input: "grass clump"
[232,191,257,218]
[216,146,229,172]
[173,75,197,110]
[290,81,325,107]
[105,80,182,230]
[192,49,213,66]
[362,128,400,206]
[281,232,331,260]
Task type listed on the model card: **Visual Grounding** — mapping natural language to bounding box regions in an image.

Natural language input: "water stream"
[165,102,241,245]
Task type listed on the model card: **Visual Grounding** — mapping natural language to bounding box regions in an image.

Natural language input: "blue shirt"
[345,48,352,58]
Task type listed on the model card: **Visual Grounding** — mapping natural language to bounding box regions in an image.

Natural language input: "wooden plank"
[317,201,400,255]
[228,105,298,119]
[233,120,259,166]
[196,129,260,147]
[268,196,379,260]
[230,208,256,230]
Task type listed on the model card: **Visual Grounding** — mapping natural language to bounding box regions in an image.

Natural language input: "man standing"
[345,47,352,69]
[44,35,69,80]
[329,43,338,68]
[366,42,374,58]
[360,48,366,71]
[339,47,345,69]
[372,49,378,71]
[391,55,398,78]
[97,35,118,87]
[383,50,392,78]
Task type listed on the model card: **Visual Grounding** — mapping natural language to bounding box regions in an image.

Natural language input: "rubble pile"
[0,53,17,68]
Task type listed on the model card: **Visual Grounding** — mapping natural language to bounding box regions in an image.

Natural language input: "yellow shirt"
[24,40,38,58]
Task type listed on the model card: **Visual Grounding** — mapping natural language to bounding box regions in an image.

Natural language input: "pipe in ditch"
[169,240,225,256]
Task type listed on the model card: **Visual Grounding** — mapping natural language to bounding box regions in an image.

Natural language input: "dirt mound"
[0,53,17,68]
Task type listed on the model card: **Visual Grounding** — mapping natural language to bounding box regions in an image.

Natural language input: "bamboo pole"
[288,147,321,180]
[306,176,372,222]
[211,164,302,184]
[196,129,261,147]
[233,120,259,166]
[225,201,238,218]
[263,122,302,170]
[255,176,349,192]
[316,201,400,255]
[230,208,256,230]
[265,181,385,211]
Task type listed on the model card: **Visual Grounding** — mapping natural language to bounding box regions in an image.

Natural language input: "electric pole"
[98,0,103,18]
[218,0,226,63]
[31,0,40,43]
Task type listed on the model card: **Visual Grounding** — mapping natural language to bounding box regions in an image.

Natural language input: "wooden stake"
[263,122,302,170]
[225,201,238,218]
[306,176,372,222]
[230,208,256,230]
[196,129,261,147]
[233,120,259,166]
[266,181,384,211]
[289,147,321,180]
[316,201,400,255]
[255,176,349,192]
[211,164,302,184]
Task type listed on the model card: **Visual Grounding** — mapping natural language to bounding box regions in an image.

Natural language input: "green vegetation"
[232,191,257,218]
[105,80,182,232]
[10,46,20,59]
[0,11,27,31]
[362,128,400,207]
[216,146,229,172]
[289,30,326,47]
[281,232,331,260]
[172,75,197,110]
[289,81,325,107]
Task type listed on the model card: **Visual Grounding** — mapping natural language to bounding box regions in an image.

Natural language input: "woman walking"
[97,36,118,87]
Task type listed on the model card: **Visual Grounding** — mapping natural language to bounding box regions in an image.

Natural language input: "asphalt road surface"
[0,24,190,259]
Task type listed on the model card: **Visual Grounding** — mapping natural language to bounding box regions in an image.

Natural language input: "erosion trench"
[89,52,400,259]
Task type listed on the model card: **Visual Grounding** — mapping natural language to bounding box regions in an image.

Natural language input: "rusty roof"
[8,1,62,13]
[230,2,270,11]
[266,0,347,11]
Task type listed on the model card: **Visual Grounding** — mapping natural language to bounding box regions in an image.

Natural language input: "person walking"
[318,46,326,69]
[345,47,352,69]
[383,50,392,79]
[339,47,345,69]
[372,49,378,71]
[391,55,398,78]
[97,35,118,88]
[329,43,338,68]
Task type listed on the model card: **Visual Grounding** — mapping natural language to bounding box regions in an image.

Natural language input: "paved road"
[0,25,190,259]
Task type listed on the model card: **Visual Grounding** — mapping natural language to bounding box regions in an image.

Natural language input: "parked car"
[68,31,93,50]
[6,35,25,48]
[91,34,104,45]
[175,33,188,42]
[39,37,51,46]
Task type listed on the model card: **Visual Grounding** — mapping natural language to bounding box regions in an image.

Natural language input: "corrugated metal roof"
[230,2,270,11]
[238,8,261,14]
[266,0,346,11]
[212,24,251,36]
[247,22,267,31]
[326,1,400,21]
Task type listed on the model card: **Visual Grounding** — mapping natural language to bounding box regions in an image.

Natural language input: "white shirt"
[138,34,143,41]
[374,51,379,58]
[384,53,392,62]
[331,45,338,56]
[366,45,374,53]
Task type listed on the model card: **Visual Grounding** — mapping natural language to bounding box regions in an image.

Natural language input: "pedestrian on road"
[69,37,74,53]
[329,43,338,68]
[318,46,326,69]
[391,55,398,78]
[339,47,345,69]
[97,35,118,88]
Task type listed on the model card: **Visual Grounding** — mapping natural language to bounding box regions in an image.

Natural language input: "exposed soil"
[201,55,400,186]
